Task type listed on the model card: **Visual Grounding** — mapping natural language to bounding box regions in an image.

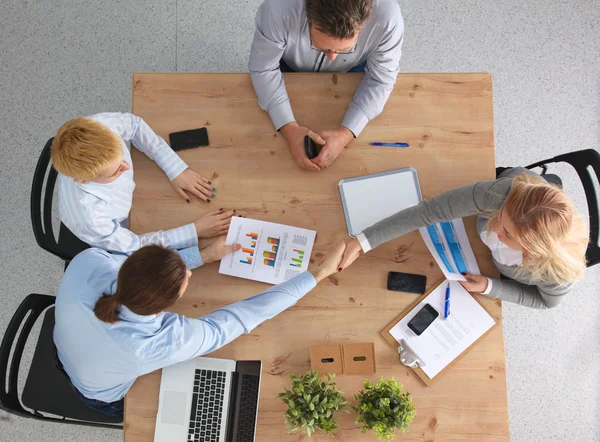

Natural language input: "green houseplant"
[353,377,416,441]
[277,370,349,437]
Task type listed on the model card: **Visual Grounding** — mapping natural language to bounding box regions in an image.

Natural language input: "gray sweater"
[363,168,575,309]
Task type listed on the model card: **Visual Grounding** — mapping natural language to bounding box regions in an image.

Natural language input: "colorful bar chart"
[261,237,280,268]
[289,249,305,268]
[240,232,259,265]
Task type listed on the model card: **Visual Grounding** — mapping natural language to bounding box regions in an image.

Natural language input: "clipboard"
[339,168,422,238]
[380,280,499,386]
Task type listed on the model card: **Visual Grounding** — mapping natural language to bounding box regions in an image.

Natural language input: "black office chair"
[0,294,122,428]
[31,138,90,263]
[497,148,600,267]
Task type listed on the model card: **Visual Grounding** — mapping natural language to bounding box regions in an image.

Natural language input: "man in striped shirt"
[52,113,234,254]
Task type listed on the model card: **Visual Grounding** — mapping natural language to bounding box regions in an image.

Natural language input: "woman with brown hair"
[338,168,589,309]
[54,237,349,416]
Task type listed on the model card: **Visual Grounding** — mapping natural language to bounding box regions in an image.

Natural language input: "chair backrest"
[526,148,600,267]
[30,138,72,261]
[0,294,55,418]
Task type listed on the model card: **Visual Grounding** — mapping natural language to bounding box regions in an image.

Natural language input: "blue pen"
[444,284,451,319]
[370,142,410,147]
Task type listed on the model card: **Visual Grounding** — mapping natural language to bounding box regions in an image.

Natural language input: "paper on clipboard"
[389,281,495,379]
[419,219,480,281]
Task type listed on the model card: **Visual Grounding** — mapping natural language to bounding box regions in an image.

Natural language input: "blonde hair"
[51,117,122,180]
[487,173,589,286]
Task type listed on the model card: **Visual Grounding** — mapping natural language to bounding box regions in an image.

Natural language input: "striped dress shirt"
[57,112,197,254]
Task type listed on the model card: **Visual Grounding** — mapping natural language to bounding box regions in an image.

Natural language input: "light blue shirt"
[54,248,317,403]
[57,112,197,254]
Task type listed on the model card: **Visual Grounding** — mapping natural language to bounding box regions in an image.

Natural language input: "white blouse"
[478,229,523,295]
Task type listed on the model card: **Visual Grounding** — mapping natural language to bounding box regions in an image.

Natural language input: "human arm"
[68,213,198,253]
[248,3,325,171]
[161,241,348,365]
[101,112,215,201]
[361,178,513,251]
[248,1,294,131]
[471,275,571,310]
[338,178,513,269]
[340,12,404,137]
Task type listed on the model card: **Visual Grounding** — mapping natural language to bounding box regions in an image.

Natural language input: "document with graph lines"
[219,217,316,284]
[420,218,481,281]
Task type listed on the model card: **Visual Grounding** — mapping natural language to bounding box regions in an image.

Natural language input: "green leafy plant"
[277,370,349,437]
[353,377,416,442]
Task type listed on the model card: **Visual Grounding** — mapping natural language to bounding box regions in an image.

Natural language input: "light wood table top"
[127,72,509,442]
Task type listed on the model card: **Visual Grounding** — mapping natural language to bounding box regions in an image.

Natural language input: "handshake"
[199,236,365,283]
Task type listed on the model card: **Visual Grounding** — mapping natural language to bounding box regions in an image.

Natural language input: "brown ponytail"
[94,293,121,324]
[93,245,188,324]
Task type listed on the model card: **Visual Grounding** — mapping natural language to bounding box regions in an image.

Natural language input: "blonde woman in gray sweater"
[339,168,589,309]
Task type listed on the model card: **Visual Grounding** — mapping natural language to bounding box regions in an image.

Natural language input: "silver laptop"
[154,357,262,442]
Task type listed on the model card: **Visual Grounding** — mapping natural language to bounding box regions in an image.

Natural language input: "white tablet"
[338,168,422,237]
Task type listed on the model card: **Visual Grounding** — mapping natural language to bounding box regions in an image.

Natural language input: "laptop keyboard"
[188,369,226,442]
[235,374,261,442]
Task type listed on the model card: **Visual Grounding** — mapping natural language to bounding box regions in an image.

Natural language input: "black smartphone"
[169,127,209,151]
[387,271,427,295]
[407,304,439,336]
[304,135,320,159]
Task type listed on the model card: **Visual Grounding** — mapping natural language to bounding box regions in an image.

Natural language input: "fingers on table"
[300,156,320,171]
[312,150,331,168]
[186,185,209,202]
[175,188,190,202]
[196,179,214,193]
[217,210,235,220]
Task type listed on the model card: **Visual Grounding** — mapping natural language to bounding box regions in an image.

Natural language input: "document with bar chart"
[419,218,481,281]
[219,217,317,285]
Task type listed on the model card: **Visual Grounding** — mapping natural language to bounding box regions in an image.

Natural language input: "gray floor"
[0,0,598,441]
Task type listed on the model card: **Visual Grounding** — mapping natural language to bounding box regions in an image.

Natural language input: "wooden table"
[126,72,509,441]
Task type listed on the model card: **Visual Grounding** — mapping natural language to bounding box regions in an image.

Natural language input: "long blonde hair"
[487,173,589,286]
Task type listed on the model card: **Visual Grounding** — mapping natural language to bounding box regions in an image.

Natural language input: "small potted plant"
[353,377,416,441]
[277,370,349,437]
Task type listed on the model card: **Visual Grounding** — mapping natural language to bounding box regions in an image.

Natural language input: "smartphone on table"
[407,304,439,336]
[387,271,427,295]
[169,127,209,151]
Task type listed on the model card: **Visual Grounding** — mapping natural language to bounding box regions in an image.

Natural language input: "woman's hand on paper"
[459,273,489,293]
[338,238,362,271]
[199,235,241,264]
[311,241,347,283]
